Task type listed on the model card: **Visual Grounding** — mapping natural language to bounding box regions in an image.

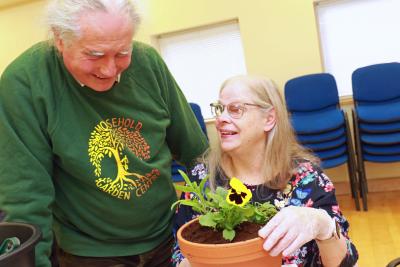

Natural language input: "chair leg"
[344,111,360,211]
[352,109,368,211]
[346,160,360,211]
[359,159,368,211]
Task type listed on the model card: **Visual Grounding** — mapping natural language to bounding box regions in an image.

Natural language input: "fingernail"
[258,230,265,238]
[270,250,278,257]
[263,241,272,251]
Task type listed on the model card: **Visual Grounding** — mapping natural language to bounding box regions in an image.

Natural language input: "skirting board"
[335,177,400,195]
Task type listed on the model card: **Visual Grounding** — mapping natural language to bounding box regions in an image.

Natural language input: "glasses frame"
[210,102,269,119]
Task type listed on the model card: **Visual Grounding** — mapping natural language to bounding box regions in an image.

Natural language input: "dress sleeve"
[293,161,359,266]
[0,68,54,267]
[171,163,207,266]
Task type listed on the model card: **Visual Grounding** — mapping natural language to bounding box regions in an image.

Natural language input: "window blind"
[316,0,400,96]
[158,21,247,119]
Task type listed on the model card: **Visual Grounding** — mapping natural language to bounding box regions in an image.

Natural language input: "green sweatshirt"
[0,41,208,267]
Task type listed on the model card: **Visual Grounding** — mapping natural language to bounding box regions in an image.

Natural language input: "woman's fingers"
[178,258,191,267]
[258,209,284,238]
[268,228,298,256]
[259,206,333,258]
[282,234,307,256]
[259,206,323,256]
[260,211,293,252]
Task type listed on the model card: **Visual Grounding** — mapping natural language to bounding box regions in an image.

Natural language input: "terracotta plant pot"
[177,218,281,267]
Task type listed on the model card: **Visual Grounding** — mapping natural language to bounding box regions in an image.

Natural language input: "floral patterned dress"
[172,161,358,267]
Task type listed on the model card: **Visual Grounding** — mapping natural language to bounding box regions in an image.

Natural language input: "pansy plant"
[172,170,277,241]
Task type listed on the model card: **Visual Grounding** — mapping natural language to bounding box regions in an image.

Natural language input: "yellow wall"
[145,0,322,90]
[1,0,399,183]
[0,0,46,74]
[0,0,322,89]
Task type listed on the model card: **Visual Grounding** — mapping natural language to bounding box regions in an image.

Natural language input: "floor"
[337,190,400,267]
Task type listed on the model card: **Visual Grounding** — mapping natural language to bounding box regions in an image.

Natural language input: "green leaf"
[218,200,230,209]
[241,206,255,217]
[199,213,217,228]
[211,212,224,223]
[170,199,201,211]
[177,169,192,185]
[199,175,209,191]
[215,187,228,197]
[174,184,196,193]
[223,228,235,241]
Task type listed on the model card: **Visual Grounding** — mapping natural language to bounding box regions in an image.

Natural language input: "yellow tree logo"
[88,118,160,200]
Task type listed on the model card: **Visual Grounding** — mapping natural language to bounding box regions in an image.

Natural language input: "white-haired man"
[0,1,208,266]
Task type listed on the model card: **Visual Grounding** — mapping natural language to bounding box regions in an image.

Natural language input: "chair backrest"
[189,102,208,137]
[285,73,340,112]
[284,73,360,210]
[352,62,400,102]
[171,103,207,182]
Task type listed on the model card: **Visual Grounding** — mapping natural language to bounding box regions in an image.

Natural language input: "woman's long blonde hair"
[206,75,318,190]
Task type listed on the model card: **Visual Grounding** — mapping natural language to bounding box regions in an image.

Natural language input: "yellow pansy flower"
[226,177,252,207]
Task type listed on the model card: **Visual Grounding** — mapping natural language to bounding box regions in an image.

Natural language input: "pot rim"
[0,222,42,263]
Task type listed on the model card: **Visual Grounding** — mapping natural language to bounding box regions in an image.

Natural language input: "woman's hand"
[178,258,191,267]
[258,206,334,256]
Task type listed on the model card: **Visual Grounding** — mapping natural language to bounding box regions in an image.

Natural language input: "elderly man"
[0,0,208,266]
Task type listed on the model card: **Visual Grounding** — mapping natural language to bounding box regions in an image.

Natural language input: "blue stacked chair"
[351,62,400,211]
[171,102,208,182]
[285,73,360,210]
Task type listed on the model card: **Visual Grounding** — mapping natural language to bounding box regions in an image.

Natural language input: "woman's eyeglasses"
[210,102,269,119]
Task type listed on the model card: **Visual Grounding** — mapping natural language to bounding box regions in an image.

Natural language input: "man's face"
[55,11,134,91]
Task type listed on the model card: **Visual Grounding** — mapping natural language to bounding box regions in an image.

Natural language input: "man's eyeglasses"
[210,102,269,119]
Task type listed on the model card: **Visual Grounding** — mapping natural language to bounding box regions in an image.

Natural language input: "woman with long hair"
[173,75,358,267]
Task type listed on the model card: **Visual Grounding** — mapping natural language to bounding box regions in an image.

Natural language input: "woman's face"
[215,82,273,156]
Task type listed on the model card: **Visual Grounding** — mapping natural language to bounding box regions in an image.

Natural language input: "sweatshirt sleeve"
[0,65,55,267]
[149,47,209,167]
